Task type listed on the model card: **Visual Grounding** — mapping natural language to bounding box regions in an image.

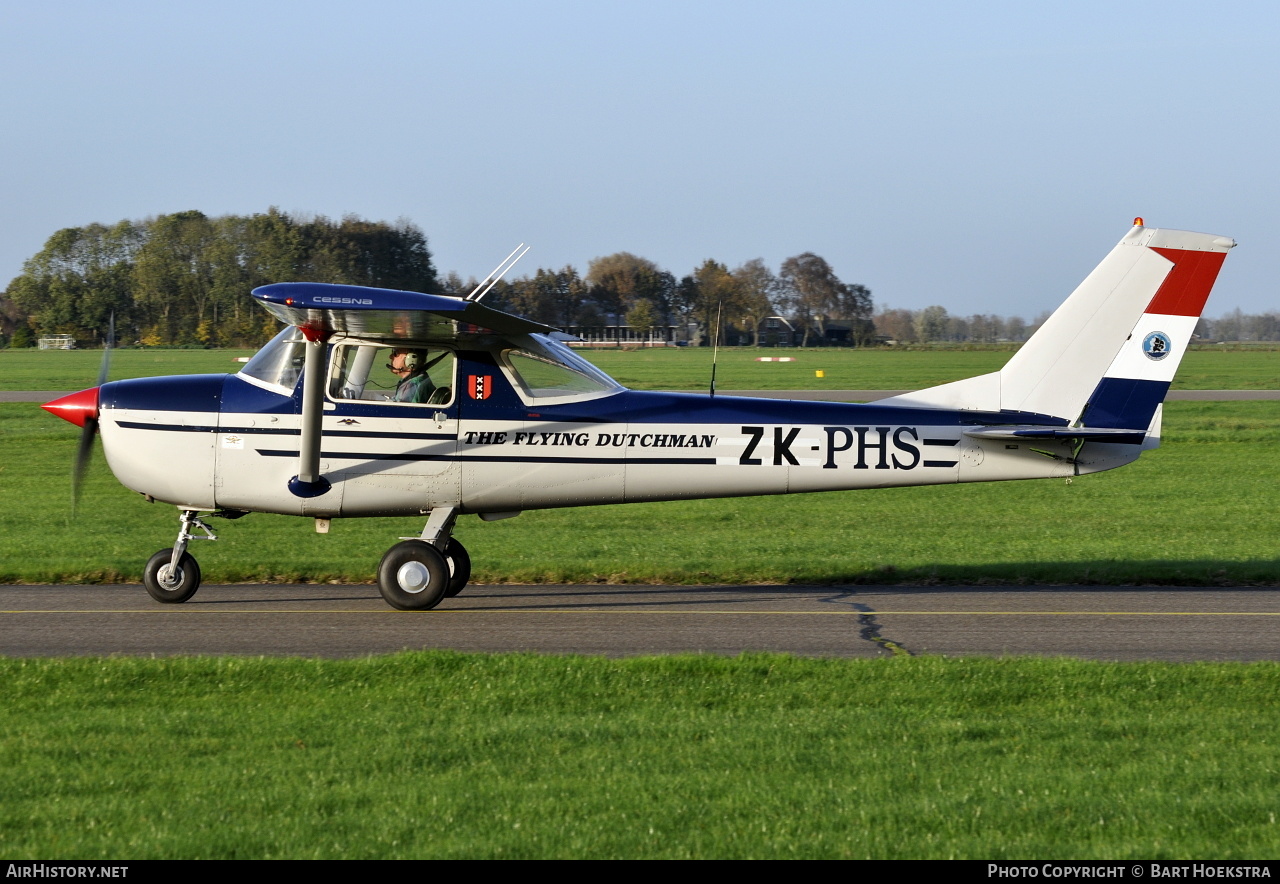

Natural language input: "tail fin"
[881,222,1236,428]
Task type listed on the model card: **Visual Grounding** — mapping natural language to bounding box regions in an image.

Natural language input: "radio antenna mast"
[708,300,724,398]
[467,243,531,302]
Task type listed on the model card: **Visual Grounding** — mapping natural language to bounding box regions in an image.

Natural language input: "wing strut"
[288,329,333,498]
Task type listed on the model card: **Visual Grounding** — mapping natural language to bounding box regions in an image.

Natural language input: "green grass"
[2,653,1278,858]
[0,348,257,391]
[2,345,1276,392]
[2,401,1277,585]
[542,347,1279,392]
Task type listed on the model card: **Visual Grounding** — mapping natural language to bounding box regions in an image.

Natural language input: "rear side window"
[502,336,621,403]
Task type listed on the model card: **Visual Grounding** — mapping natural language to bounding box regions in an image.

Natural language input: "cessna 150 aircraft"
[43,221,1234,610]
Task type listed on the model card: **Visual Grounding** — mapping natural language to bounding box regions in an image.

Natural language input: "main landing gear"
[143,507,470,610]
[376,507,470,610]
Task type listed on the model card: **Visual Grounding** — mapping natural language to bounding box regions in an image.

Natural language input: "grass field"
[1,345,1276,392]
[2,349,1278,860]
[3,653,1280,859]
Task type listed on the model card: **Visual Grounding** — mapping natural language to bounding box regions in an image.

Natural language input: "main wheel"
[143,548,201,603]
[443,538,471,598]
[377,540,449,610]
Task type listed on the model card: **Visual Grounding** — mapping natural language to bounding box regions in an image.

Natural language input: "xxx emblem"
[468,375,492,400]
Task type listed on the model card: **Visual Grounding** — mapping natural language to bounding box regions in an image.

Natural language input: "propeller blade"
[95,312,114,387]
[61,314,111,513]
[72,415,98,514]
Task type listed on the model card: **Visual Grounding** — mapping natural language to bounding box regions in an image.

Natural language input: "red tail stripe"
[1146,248,1227,317]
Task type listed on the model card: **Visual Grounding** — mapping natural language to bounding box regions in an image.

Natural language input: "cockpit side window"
[328,342,455,407]
[238,326,307,391]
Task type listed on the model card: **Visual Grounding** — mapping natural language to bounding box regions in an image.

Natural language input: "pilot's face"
[388,350,411,376]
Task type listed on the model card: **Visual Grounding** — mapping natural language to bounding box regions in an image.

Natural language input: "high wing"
[251,282,556,343]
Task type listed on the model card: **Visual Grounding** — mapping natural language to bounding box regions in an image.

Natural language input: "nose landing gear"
[143,510,217,603]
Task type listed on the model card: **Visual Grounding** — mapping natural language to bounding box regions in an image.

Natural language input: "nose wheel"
[143,510,216,604]
[143,548,202,603]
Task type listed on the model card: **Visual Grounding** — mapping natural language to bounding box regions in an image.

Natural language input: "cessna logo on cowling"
[468,375,492,400]
[312,296,374,305]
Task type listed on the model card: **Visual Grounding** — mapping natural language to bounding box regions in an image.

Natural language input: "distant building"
[38,334,77,350]
[564,322,683,348]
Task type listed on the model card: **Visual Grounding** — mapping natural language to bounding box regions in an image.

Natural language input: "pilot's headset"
[402,350,423,371]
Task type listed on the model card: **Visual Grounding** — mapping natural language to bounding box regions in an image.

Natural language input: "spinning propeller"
[41,314,113,512]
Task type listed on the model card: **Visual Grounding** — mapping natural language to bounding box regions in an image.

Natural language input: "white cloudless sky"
[1,0,1276,318]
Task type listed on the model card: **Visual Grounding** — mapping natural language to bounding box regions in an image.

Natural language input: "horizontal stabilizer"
[963,426,1147,445]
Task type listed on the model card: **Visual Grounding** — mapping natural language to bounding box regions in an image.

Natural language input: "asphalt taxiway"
[4,583,1280,661]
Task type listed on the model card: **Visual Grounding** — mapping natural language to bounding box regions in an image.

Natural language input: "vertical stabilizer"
[880,223,1235,425]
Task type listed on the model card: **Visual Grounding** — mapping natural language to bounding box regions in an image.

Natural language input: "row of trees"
[4,209,1274,347]
[874,306,1038,344]
[3,209,436,347]
[2,208,876,348]
[1200,309,1280,343]
[874,305,1280,345]
[461,251,873,347]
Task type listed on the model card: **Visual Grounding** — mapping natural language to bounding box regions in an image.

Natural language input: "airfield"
[4,343,1277,661]
[5,378,1278,662]
[4,356,1279,859]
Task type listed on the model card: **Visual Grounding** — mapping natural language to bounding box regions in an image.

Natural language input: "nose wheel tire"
[443,538,471,598]
[377,540,449,610]
[143,548,202,603]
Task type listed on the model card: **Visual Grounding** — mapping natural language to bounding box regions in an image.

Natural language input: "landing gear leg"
[418,507,471,597]
[143,510,216,603]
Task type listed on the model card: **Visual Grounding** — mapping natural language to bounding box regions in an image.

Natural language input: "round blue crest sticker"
[1142,331,1172,360]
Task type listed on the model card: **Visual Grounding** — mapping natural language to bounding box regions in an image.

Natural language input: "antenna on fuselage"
[466,243,531,302]
[708,300,723,398]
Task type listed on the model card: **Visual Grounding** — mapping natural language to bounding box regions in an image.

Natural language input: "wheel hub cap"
[396,561,430,593]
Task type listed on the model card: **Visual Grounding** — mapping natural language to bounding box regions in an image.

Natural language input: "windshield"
[238,326,306,391]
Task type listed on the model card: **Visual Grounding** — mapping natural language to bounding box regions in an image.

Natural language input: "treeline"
[4,210,1274,348]
[2,209,436,347]
[873,304,1280,345]
[460,251,873,346]
[2,211,876,348]
[873,305,1035,344]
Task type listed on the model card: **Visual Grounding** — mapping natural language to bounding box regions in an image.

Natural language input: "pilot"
[388,348,436,403]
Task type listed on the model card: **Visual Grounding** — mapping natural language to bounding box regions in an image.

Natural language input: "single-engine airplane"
[44,220,1235,609]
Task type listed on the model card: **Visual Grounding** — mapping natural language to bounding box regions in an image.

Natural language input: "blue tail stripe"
[1080,378,1170,430]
